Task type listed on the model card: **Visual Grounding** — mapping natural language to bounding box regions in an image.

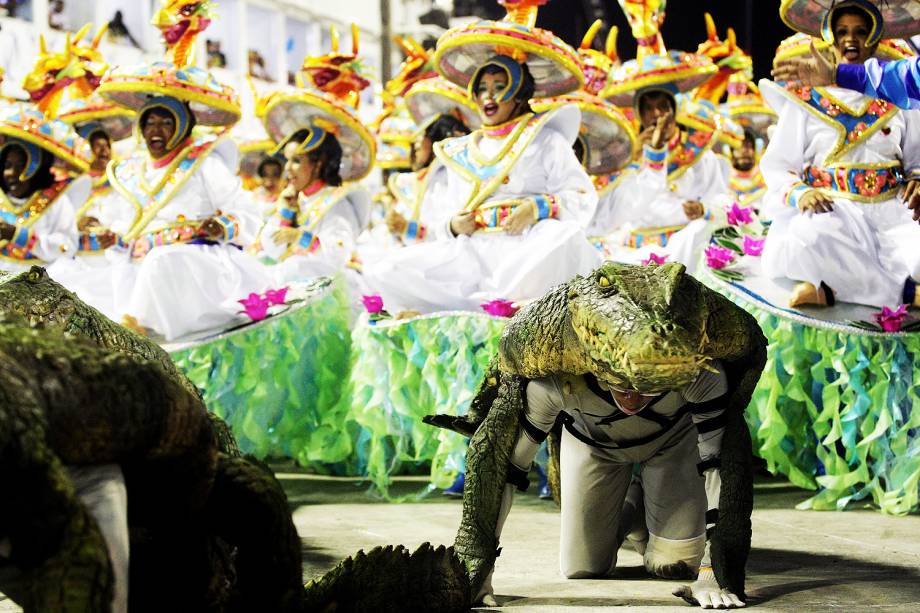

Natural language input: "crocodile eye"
[28,270,41,281]
[597,275,610,288]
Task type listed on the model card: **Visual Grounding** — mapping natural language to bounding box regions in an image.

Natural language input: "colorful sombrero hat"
[404,77,482,131]
[433,0,583,99]
[98,62,240,127]
[375,101,417,170]
[0,105,90,172]
[722,74,776,140]
[263,89,375,182]
[264,25,375,181]
[236,139,276,178]
[774,31,916,63]
[529,20,635,176]
[98,1,240,126]
[602,0,716,108]
[532,93,636,175]
[676,95,743,150]
[779,0,920,47]
[58,94,136,141]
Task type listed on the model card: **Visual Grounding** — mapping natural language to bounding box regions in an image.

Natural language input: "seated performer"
[727,129,767,211]
[105,97,267,339]
[759,0,920,308]
[599,1,726,270]
[257,30,375,285]
[71,124,130,249]
[366,57,599,311]
[0,108,89,273]
[384,113,469,243]
[258,125,371,283]
[252,155,284,217]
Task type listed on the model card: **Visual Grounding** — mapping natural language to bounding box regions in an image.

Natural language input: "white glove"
[672,569,745,609]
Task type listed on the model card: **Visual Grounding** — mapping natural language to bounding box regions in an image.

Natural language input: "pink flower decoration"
[742,235,765,257]
[362,295,385,314]
[481,299,519,318]
[705,245,735,270]
[726,202,754,226]
[873,304,908,332]
[238,293,270,321]
[642,253,669,266]
[263,287,289,306]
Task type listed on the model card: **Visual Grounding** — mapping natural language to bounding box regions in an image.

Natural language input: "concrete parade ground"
[293,472,920,612]
[3,471,920,612]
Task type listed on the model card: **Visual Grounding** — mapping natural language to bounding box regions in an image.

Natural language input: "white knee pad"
[644,532,705,577]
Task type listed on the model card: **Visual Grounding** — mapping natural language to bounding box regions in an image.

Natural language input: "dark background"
[451,0,797,82]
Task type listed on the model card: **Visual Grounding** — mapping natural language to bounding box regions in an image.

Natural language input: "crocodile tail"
[454,372,527,594]
[207,454,303,612]
[303,543,470,612]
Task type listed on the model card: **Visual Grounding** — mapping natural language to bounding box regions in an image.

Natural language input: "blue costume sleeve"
[836,57,920,110]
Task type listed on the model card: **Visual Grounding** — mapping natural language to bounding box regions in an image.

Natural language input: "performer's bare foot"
[121,315,149,336]
[788,282,832,307]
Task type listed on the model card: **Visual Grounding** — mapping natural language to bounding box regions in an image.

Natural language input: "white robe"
[53,141,272,341]
[0,188,78,273]
[363,105,600,313]
[759,81,920,307]
[356,163,450,261]
[259,183,371,285]
[602,142,729,272]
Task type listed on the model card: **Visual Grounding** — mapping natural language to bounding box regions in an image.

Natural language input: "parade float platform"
[344,311,506,498]
[166,277,355,470]
[701,262,920,515]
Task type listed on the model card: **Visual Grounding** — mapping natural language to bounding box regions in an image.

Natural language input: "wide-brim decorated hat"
[263,89,375,182]
[404,77,482,131]
[774,31,915,63]
[98,62,240,126]
[531,92,636,175]
[58,93,136,141]
[601,1,716,108]
[603,51,717,108]
[722,74,776,139]
[236,138,276,178]
[676,95,743,150]
[0,105,90,171]
[779,0,920,46]
[433,0,583,99]
[376,102,417,170]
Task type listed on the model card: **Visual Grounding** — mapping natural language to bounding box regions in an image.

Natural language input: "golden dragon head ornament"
[22,23,110,118]
[152,0,215,68]
[300,24,372,109]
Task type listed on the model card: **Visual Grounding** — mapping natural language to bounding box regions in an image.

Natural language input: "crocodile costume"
[0,268,302,612]
[426,261,766,603]
[0,267,472,613]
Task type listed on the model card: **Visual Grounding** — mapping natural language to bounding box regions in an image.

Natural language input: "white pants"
[558,424,707,578]
[761,198,920,307]
[123,243,273,340]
